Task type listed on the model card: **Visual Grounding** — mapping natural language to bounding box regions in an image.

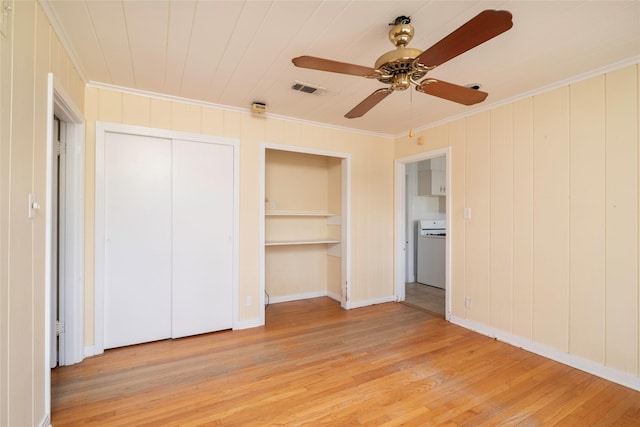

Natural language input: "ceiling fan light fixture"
[391,73,411,91]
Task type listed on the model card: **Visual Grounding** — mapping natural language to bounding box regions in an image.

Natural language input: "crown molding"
[86,81,394,140]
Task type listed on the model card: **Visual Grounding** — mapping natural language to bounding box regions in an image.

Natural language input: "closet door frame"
[94,122,239,355]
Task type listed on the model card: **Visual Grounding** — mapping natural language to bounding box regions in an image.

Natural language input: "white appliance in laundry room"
[417,219,446,289]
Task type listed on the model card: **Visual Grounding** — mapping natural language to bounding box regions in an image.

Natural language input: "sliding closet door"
[171,140,234,337]
[104,132,172,349]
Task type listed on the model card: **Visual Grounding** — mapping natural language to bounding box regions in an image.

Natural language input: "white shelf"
[265,239,340,246]
[265,211,335,217]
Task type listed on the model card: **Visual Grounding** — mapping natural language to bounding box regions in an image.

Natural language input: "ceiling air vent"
[291,81,325,95]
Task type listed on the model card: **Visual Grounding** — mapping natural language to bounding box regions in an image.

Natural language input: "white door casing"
[45,73,85,419]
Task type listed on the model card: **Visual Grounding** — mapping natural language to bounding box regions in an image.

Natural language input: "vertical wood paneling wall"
[569,76,606,364]
[511,98,535,340]
[604,67,638,374]
[395,63,640,380]
[532,88,570,352]
[489,105,514,333]
[0,2,84,425]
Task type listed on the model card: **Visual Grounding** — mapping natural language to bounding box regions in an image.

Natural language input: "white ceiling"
[41,1,640,136]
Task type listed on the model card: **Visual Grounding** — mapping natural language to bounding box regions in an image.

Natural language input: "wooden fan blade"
[345,88,393,118]
[416,10,513,68]
[292,56,376,77]
[417,79,488,105]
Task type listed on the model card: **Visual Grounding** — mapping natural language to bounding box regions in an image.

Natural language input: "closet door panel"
[172,140,234,337]
[104,132,172,349]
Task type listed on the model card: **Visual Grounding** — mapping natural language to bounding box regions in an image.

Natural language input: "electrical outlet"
[246,295,252,306]
[465,297,472,308]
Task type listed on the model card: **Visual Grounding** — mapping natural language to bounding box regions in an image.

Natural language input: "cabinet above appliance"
[418,169,446,196]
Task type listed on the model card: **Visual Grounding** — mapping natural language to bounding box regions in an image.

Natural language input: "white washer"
[417,220,446,289]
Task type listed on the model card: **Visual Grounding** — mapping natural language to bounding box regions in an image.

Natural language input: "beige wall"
[0,1,84,425]
[395,64,640,378]
[83,87,395,344]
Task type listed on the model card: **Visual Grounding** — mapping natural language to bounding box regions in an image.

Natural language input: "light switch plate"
[28,193,40,219]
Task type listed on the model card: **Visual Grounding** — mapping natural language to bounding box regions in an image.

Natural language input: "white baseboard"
[449,315,640,392]
[268,290,328,304]
[267,291,396,309]
[38,414,51,427]
[235,317,263,330]
[84,345,97,358]
[327,291,341,302]
[345,295,396,309]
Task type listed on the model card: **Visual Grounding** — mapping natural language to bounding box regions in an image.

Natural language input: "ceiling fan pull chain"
[409,89,414,138]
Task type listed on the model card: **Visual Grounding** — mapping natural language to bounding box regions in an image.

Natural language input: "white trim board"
[345,295,396,310]
[93,122,240,355]
[268,291,329,305]
[450,315,640,393]
[38,414,51,427]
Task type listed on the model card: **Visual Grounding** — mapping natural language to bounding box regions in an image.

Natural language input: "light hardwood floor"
[52,298,640,426]
[404,282,445,316]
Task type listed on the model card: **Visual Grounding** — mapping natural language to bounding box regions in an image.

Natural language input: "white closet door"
[171,140,234,337]
[104,132,172,349]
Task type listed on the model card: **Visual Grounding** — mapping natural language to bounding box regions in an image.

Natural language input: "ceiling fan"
[292,10,513,118]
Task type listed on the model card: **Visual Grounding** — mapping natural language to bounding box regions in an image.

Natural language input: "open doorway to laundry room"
[394,149,451,319]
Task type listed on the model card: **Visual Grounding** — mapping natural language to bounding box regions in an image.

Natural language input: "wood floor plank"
[52,298,640,426]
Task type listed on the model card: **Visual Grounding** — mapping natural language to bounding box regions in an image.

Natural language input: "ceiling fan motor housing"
[374,22,427,88]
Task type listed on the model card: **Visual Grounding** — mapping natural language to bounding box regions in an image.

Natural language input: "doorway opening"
[51,115,66,368]
[394,148,451,319]
[47,82,84,368]
[45,73,85,418]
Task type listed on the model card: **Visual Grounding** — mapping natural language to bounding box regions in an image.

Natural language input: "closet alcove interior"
[264,149,344,303]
